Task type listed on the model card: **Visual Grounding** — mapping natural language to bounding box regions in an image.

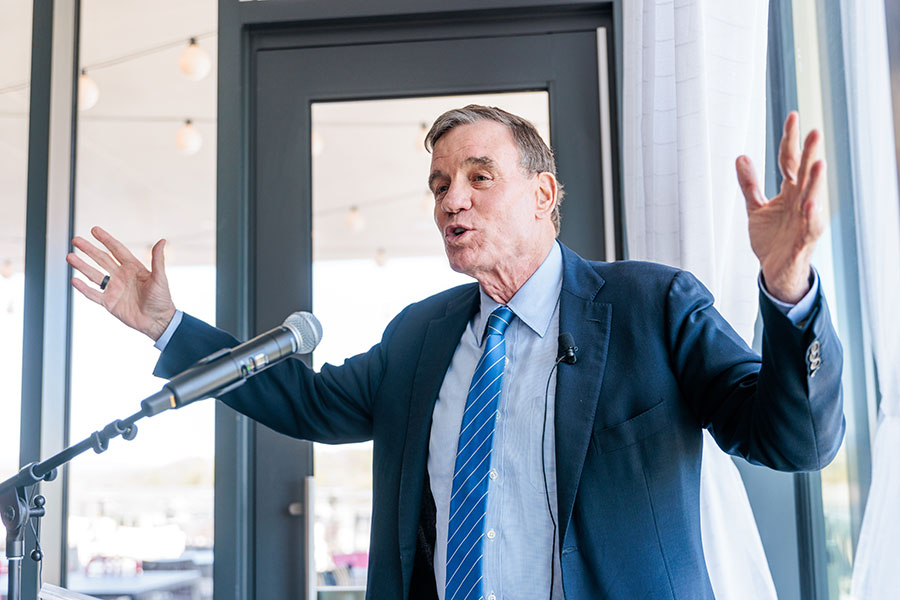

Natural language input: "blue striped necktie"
[446,305,514,600]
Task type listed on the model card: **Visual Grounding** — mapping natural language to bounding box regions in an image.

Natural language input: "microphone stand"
[0,312,309,600]
[0,391,172,600]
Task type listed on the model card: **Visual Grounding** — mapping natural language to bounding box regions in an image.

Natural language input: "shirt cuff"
[758,268,820,326]
[154,310,184,351]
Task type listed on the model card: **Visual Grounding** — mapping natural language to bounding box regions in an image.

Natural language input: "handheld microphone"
[141,311,323,416]
[557,332,578,365]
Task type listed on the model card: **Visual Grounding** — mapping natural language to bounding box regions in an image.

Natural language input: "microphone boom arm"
[1,310,322,600]
[1,405,146,600]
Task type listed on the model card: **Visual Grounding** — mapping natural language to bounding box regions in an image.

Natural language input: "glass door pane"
[310,92,549,598]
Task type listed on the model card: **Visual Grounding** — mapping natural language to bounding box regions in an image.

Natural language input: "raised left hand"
[736,111,826,304]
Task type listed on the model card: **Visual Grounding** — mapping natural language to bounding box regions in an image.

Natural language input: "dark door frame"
[214,3,618,598]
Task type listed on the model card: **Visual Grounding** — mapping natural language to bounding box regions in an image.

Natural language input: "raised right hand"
[67,226,176,341]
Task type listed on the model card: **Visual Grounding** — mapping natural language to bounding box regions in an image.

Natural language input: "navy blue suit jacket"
[155,244,844,599]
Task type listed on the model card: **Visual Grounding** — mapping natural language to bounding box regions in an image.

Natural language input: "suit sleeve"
[153,310,405,444]
[665,270,845,471]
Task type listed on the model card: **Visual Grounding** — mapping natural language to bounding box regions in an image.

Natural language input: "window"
[767,2,880,597]
[0,0,32,563]
[66,2,217,598]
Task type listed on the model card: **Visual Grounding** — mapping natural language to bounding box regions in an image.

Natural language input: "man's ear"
[534,172,558,221]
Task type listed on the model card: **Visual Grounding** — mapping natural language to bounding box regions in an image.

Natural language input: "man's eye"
[473,174,489,182]
[434,185,449,196]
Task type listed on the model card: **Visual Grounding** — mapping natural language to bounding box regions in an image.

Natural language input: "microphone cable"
[542,333,577,599]
[541,355,563,599]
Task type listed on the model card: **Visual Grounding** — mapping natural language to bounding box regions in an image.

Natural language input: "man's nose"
[439,181,472,213]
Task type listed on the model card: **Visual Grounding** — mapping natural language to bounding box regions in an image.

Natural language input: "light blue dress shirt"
[155,310,183,350]
[429,241,565,600]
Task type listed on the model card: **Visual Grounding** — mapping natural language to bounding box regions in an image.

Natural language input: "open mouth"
[445,225,471,241]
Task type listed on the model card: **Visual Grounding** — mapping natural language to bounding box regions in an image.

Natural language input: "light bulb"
[374,248,387,266]
[345,206,365,233]
[78,71,99,111]
[179,38,211,81]
[175,120,203,155]
[416,122,429,152]
[311,131,325,157]
[420,189,434,214]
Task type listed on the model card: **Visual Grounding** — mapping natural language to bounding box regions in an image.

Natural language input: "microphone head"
[283,311,323,354]
[558,332,577,364]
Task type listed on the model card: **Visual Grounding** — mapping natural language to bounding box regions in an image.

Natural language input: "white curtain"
[621,1,776,598]
[842,0,900,597]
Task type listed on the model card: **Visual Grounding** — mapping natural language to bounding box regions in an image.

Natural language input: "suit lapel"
[555,244,613,542]
[398,285,479,584]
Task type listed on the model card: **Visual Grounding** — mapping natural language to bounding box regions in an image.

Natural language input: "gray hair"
[425,104,565,234]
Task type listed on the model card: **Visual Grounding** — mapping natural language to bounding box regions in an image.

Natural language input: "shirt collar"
[473,241,563,343]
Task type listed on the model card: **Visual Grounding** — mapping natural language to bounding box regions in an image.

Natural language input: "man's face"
[429,121,548,280]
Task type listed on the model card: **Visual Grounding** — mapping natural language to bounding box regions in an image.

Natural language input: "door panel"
[248,17,612,598]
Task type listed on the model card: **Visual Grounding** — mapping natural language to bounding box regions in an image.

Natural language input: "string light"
[78,70,99,111]
[179,38,211,81]
[2,33,218,101]
[175,119,202,155]
[345,206,365,233]
[1,260,13,278]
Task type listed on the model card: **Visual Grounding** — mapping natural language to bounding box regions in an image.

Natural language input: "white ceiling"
[0,0,551,272]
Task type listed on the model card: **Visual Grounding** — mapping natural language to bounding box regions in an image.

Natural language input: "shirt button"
[495,412,502,422]
[487,528,496,540]
[488,594,496,600]
[504,357,509,368]
[489,469,498,480]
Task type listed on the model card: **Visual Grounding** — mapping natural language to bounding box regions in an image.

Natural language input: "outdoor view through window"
[0,1,32,585]
[66,1,217,599]
[311,92,550,598]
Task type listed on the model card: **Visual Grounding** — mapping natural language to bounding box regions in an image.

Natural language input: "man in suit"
[68,106,843,599]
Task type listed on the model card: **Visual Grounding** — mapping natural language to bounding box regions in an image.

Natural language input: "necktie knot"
[486,305,514,338]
